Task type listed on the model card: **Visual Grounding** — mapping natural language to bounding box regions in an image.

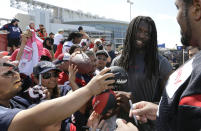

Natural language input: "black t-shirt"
[0,105,21,131]
[10,96,32,109]
[112,54,172,103]
[0,94,34,131]
[112,54,172,131]
[157,51,201,131]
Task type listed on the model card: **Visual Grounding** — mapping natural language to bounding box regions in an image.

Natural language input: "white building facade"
[9,0,128,47]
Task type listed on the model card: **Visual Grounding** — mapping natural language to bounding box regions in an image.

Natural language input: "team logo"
[166,58,194,98]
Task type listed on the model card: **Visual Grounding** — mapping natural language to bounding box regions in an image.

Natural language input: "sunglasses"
[2,62,18,70]
[42,72,58,79]
[2,70,17,77]
[0,62,19,77]
[97,56,107,61]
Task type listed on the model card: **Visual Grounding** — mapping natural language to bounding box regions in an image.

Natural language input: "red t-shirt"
[54,43,63,59]
[58,71,69,85]
[89,42,94,49]
[70,123,76,131]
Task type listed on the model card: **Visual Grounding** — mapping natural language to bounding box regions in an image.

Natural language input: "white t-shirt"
[95,67,107,75]
[54,33,64,45]
[18,41,38,76]
[62,41,73,53]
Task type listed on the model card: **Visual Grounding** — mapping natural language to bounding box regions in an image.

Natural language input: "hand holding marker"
[129,100,138,126]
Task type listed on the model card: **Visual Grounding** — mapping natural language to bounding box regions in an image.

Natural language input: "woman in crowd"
[38,27,48,40]
[43,37,54,60]
[26,22,37,32]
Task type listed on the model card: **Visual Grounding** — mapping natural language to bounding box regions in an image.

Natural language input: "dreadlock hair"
[67,32,83,41]
[118,16,159,79]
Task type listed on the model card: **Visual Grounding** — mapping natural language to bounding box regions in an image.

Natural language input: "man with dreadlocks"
[112,16,172,130]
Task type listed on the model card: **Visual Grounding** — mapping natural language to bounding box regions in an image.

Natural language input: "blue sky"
[0,0,181,48]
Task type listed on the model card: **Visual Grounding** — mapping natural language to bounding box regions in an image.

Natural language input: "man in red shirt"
[53,53,70,85]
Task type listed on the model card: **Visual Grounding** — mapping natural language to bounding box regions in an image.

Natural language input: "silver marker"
[39,74,42,86]
[129,100,138,126]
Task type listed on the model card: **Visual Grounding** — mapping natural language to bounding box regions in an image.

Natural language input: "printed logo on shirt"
[174,68,182,85]
[20,62,26,69]
[116,79,127,84]
[93,100,100,110]
[12,27,20,32]
[166,58,194,98]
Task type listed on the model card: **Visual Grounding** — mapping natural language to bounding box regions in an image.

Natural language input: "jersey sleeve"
[177,66,201,130]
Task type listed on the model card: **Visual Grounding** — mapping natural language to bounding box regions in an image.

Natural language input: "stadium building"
[7,0,129,48]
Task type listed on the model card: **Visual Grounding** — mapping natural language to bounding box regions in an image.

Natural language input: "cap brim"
[96,53,109,58]
[53,60,63,65]
[40,68,61,74]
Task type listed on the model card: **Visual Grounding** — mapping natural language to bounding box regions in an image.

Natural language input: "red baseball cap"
[92,90,116,115]
[42,48,52,60]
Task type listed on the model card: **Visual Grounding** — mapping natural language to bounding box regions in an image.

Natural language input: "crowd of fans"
[0,0,201,130]
[0,18,124,131]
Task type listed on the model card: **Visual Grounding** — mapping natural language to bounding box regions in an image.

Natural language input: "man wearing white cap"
[53,29,64,53]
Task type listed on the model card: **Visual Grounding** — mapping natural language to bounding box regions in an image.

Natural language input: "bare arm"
[16,31,32,61]
[116,119,138,131]
[130,101,158,123]
[8,68,115,131]
[68,64,79,91]
[68,64,89,114]
[80,31,90,39]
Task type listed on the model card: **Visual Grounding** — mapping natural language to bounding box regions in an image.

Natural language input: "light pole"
[127,0,133,21]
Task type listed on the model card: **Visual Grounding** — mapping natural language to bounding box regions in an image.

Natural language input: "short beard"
[181,4,192,47]
[181,31,191,46]
[135,41,147,51]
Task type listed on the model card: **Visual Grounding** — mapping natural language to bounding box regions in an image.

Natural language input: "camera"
[97,44,103,50]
